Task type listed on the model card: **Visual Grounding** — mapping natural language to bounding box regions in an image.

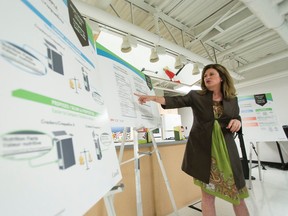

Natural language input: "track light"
[155,45,166,55]
[175,55,187,69]
[192,63,200,75]
[150,47,159,63]
[121,34,137,53]
[174,55,183,69]
[121,36,132,53]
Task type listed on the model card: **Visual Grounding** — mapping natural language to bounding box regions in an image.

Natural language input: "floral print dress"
[194,101,249,205]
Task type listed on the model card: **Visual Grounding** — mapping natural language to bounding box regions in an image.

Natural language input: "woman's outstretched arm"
[134,93,166,105]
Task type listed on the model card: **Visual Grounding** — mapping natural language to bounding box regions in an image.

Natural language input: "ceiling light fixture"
[121,36,132,53]
[174,54,187,70]
[150,45,166,63]
[150,47,159,63]
[192,62,200,75]
[174,55,183,69]
[121,34,137,53]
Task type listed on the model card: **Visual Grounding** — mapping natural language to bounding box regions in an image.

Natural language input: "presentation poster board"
[0,1,121,215]
[96,43,161,128]
[238,93,287,142]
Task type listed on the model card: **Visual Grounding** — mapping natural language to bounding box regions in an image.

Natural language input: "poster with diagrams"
[96,43,161,128]
[238,93,287,142]
[0,1,121,215]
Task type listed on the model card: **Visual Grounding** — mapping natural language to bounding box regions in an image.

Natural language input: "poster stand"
[248,140,288,189]
[249,142,266,170]
[248,142,262,189]
[104,127,179,216]
[104,184,125,216]
[131,127,179,216]
[275,141,288,170]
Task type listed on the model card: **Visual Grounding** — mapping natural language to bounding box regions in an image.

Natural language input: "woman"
[135,64,250,216]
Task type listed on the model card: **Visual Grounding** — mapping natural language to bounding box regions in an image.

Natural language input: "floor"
[167,164,288,216]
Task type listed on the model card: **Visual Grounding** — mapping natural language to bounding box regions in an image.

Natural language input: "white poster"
[238,93,287,142]
[96,43,161,128]
[0,1,121,215]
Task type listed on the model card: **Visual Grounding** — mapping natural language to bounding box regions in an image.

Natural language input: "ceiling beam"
[126,0,188,31]
[236,69,288,88]
[237,50,288,73]
[216,31,276,59]
[186,2,244,48]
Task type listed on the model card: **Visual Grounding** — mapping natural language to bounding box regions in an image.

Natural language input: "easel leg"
[118,127,128,164]
[249,142,263,182]
[104,194,117,216]
[256,142,262,181]
[188,200,202,212]
[104,184,125,216]
[250,142,266,170]
[249,143,253,189]
[275,141,288,170]
[149,130,179,216]
[133,129,143,216]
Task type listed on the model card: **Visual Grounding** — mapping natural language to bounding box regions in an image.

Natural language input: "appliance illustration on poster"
[92,131,102,160]
[79,148,93,170]
[53,131,76,170]
[100,132,113,149]
[91,88,104,105]
[82,67,90,92]
[45,39,64,75]
[0,40,47,76]
[69,77,82,93]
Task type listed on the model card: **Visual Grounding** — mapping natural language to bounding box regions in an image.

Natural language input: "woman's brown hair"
[199,64,237,99]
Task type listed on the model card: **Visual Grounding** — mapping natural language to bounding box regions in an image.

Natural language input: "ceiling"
[75,0,288,96]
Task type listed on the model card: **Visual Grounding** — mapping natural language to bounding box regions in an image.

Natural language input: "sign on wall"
[0,1,121,215]
[238,93,287,142]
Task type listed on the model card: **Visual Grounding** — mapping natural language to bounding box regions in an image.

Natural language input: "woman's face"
[203,68,222,91]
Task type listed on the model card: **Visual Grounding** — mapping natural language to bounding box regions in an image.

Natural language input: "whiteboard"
[238,93,287,142]
[0,1,121,215]
[96,43,161,128]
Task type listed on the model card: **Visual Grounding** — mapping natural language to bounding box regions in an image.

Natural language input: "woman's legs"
[201,190,216,216]
[202,190,249,216]
[233,199,250,216]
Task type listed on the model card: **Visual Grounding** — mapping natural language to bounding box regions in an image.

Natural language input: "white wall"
[236,76,288,163]
[178,107,193,138]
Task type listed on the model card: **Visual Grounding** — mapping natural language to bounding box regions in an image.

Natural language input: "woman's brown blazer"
[162,90,246,189]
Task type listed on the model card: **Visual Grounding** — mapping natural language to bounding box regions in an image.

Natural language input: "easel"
[104,127,179,216]
[275,141,288,170]
[248,141,263,189]
[247,140,288,189]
